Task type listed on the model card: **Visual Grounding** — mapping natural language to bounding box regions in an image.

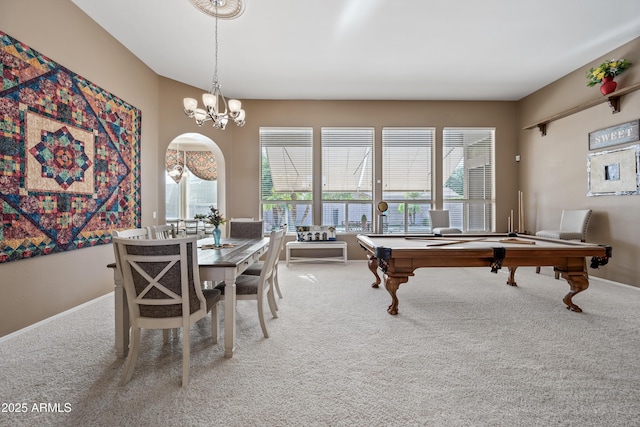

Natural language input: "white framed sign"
[587,144,640,196]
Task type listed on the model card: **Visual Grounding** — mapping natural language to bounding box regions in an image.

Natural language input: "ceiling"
[71,0,640,101]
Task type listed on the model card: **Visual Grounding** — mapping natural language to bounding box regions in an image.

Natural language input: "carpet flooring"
[1,262,639,427]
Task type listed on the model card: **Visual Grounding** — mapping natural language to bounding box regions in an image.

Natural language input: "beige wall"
[518,37,640,286]
[0,0,160,336]
[1,0,637,337]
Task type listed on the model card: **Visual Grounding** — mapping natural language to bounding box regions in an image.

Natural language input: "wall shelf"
[524,82,640,136]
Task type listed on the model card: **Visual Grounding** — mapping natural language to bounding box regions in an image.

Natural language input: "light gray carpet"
[1,262,639,427]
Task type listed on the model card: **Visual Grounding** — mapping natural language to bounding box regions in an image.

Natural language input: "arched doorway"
[165,133,226,227]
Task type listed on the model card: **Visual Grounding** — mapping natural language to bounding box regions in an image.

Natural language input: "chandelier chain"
[182,0,246,129]
[212,0,219,90]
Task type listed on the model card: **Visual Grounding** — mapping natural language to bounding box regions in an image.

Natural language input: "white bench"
[286,241,348,266]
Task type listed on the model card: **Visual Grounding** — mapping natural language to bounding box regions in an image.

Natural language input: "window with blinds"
[260,127,313,231]
[442,128,495,231]
[321,128,374,198]
[382,127,434,199]
[381,128,434,232]
[321,128,374,231]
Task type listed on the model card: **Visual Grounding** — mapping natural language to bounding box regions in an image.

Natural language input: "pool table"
[357,233,611,315]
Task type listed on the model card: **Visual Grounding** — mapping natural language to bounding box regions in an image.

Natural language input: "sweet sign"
[589,120,639,150]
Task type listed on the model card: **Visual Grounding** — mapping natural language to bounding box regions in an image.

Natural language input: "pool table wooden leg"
[367,255,381,288]
[560,271,589,313]
[385,274,410,315]
[506,266,518,286]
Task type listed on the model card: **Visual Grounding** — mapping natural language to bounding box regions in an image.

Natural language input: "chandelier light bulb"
[202,93,217,110]
[183,97,197,116]
[228,99,242,113]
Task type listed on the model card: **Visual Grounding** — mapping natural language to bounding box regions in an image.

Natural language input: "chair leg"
[121,327,141,385]
[274,268,283,299]
[536,266,541,274]
[182,326,190,388]
[257,298,269,339]
[267,277,278,318]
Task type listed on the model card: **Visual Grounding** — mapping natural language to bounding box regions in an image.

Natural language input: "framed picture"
[588,119,639,150]
[587,144,640,196]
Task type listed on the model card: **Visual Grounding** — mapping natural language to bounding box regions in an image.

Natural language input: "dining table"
[108,236,270,359]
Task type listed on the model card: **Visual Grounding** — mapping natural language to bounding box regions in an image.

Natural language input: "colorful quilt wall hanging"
[0,31,142,263]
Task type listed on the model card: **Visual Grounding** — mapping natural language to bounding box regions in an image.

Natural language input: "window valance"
[166,149,218,182]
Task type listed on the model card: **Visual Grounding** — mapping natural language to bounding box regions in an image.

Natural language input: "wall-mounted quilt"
[0,31,141,263]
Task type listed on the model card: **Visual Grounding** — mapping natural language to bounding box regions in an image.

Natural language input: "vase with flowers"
[202,206,226,247]
[586,59,632,95]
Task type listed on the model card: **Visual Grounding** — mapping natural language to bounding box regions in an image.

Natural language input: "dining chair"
[429,210,462,234]
[215,228,285,338]
[111,228,151,294]
[183,219,201,237]
[229,220,264,239]
[202,222,215,236]
[112,228,151,240]
[151,224,176,239]
[535,209,592,279]
[113,236,221,387]
[150,224,180,339]
[243,225,287,306]
[166,219,184,237]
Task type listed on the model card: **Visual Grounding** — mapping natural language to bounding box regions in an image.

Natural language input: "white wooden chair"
[215,228,285,338]
[113,236,221,387]
[244,225,287,305]
[111,228,151,292]
[203,222,215,236]
[151,224,176,239]
[151,224,180,339]
[112,228,150,240]
[183,219,201,237]
[166,219,183,236]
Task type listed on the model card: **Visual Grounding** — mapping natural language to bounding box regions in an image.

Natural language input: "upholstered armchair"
[535,209,592,278]
[535,209,592,242]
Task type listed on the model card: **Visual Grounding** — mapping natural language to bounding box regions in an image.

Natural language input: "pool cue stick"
[499,237,536,245]
[423,237,488,247]
[405,236,465,241]
[510,210,514,233]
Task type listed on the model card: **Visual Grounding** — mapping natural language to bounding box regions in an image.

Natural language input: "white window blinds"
[260,127,313,198]
[382,127,434,199]
[321,127,374,198]
[443,127,495,231]
[442,128,494,200]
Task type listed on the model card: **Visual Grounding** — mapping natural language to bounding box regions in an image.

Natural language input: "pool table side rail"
[356,234,611,270]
